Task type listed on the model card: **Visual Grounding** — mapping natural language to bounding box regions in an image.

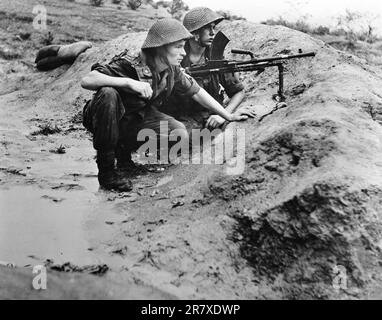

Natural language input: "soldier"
[81,18,253,192]
[177,7,255,129]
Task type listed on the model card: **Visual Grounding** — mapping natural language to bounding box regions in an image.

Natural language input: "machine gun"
[184,31,316,102]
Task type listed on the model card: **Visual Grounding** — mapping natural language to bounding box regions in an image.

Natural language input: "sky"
[183,0,382,34]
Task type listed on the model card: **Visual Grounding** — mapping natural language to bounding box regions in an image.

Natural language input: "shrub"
[156,1,171,8]
[89,0,104,7]
[19,32,31,40]
[313,25,330,35]
[127,0,142,10]
[335,10,366,44]
[216,10,246,21]
[0,46,22,60]
[41,31,54,45]
[262,16,291,28]
[262,16,311,33]
[31,123,61,136]
[330,28,347,37]
[142,0,155,5]
[293,19,311,33]
[170,0,188,20]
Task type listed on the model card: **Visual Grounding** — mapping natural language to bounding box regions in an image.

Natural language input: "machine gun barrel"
[186,51,316,102]
[188,61,281,76]
[188,51,316,75]
[230,50,316,64]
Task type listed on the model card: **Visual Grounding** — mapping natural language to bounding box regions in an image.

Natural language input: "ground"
[1,0,382,300]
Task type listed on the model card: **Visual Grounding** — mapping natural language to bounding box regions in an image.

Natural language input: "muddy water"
[0,140,126,268]
[0,182,98,267]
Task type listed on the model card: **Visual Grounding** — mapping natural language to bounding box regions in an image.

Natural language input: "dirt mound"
[210,21,382,298]
[2,19,382,299]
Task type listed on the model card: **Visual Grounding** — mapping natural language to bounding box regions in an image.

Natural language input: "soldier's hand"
[128,80,153,100]
[229,111,248,122]
[206,115,226,129]
[236,105,257,118]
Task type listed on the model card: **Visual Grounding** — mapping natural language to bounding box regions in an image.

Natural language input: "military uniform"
[160,44,244,128]
[83,49,200,158]
[82,18,197,191]
[159,7,244,128]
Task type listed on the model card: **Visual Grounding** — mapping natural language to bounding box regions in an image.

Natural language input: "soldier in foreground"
[81,19,254,192]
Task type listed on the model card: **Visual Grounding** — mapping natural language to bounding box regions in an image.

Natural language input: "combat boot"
[116,147,148,175]
[97,151,133,192]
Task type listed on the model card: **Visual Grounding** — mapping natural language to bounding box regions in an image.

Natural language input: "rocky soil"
[1,0,382,299]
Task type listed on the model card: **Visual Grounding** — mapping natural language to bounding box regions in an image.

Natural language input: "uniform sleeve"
[90,56,138,79]
[173,67,201,97]
[221,72,245,98]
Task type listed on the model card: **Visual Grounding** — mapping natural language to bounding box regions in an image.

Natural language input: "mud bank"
[0,265,174,299]
[1,19,382,299]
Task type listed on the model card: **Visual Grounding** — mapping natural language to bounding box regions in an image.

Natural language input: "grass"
[31,123,62,136]
[0,46,22,60]
[50,145,66,154]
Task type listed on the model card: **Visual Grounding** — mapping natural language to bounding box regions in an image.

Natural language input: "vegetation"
[262,10,380,44]
[127,0,142,10]
[41,31,54,45]
[89,0,104,6]
[261,12,382,66]
[31,124,62,136]
[170,0,188,20]
[336,10,379,44]
[216,10,246,21]
[155,1,171,8]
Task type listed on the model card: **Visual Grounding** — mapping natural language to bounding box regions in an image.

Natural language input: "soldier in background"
[161,7,255,130]
[81,19,253,192]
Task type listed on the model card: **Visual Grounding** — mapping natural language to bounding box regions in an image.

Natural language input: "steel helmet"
[142,18,193,49]
[183,7,224,33]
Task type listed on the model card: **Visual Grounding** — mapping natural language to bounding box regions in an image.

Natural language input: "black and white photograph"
[0,0,382,303]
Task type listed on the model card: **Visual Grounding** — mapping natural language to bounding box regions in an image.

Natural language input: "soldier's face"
[196,23,217,47]
[163,40,186,66]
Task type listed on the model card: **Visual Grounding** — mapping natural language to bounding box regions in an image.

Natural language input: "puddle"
[0,181,111,267]
[0,124,135,269]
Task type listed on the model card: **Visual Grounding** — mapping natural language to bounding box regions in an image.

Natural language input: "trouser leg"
[137,106,189,162]
[82,87,132,191]
[115,113,144,170]
[83,86,126,152]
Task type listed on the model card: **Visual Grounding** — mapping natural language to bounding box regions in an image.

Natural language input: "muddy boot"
[117,158,149,176]
[97,151,133,192]
[116,147,148,175]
